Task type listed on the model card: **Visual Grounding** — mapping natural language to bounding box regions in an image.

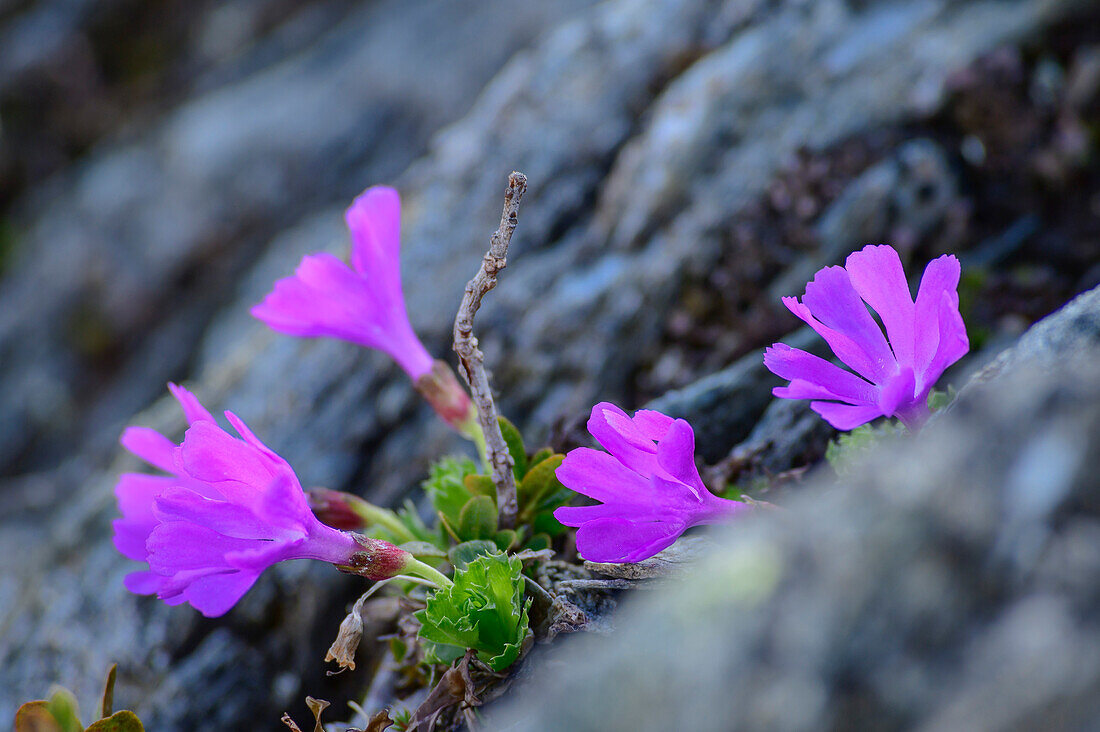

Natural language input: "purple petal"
[784,298,888,384]
[113,518,155,562]
[629,409,675,441]
[254,471,312,532]
[553,502,662,527]
[574,517,685,563]
[764,344,877,405]
[115,473,175,523]
[799,266,895,381]
[120,427,177,473]
[223,410,290,471]
[809,401,885,430]
[913,255,967,389]
[179,570,261,618]
[168,383,216,425]
[586,403,660,477]
[844,245,916,368]
[146,522,265,575]
[123,570,164,595]
[556,447,653,504]
[655,419,705,498]
[178,421,275,501]
[346,186,402,279]
[153,487,282,540]
[877,367,916,416]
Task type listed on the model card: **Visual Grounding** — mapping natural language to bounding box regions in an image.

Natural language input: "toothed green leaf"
[447,540,500,570]
[422,456,479,526]
[415,554,531,671]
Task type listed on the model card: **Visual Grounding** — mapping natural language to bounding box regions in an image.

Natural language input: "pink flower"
[765,245,968,430]
[553,403,749,563]
[113,384,412,617]
[251,186,434,380]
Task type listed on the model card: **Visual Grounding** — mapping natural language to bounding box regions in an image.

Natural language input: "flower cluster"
[113,176,970,633]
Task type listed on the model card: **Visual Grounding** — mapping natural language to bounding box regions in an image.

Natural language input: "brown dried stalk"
[453,171,527,529]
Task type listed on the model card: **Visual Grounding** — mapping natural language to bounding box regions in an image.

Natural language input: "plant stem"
[405,558,453,588]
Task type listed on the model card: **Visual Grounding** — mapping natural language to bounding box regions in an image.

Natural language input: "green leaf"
[927,385,958,412]
[15,701,63,732]
[389,637,408,663]
[463,474,497,499]
[517,454,564,513]
[397,541,449,560]
[524,533,552,552]
[447,540,500,570]
[97,664,117,720]
[497,417,527,479]
[825,422,905,476]
[415,554,531,671]
[422,456,479,526]
[528,447,554,469]
[532,509,567,537]
[48,689,82,732]
[492,530,518,552]
[85,712,145,732]
[458,495,498,540]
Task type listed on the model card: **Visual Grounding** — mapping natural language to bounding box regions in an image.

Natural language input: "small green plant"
[825,422,905,476]
[14,666,144,732]
[414,553,532,671]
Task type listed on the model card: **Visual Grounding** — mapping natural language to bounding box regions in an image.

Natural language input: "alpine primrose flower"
[251,186,475,433]
[553,403,750,563]
[765,244,968,430]
[113,384,439,617]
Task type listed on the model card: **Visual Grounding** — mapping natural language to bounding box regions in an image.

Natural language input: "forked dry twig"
[453,172,527,529]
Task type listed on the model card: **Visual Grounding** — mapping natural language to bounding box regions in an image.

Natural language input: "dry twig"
[453,172,527,529]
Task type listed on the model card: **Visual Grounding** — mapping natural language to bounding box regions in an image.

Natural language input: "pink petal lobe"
[346,186,402,277]
[183,570,262,618]
[809,401,885,430]
[877,367,916,416]
[574,517,685,563]
[800,266,895,380]
[655,419,705,497]
[168,383,216,424]
[764,344,877,405]
[586,403,660,477]
[120,427,177,473]
[844,245,916,367]
[555,447,653,504]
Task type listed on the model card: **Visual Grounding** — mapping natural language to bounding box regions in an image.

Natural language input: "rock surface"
[488,284,1100,731]
[1,0,1097,728]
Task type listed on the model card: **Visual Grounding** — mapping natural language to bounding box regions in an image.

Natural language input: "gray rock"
[487,288,1100,731]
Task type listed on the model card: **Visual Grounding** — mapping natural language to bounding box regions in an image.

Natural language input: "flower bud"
[307,488,368,531]
[336,535,414,581]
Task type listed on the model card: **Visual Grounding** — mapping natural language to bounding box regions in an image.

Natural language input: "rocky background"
[1,0,1098,729]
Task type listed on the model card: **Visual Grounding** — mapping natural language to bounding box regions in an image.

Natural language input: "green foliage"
[415,554,531,671]
[927,385,958,412]
[498,416,528,478]
[458,495,498,540]
[448,540,500,570]
[14,667,144,732]
[825,422,905,476]
[516,451,571,535]
[423,456,480,527]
